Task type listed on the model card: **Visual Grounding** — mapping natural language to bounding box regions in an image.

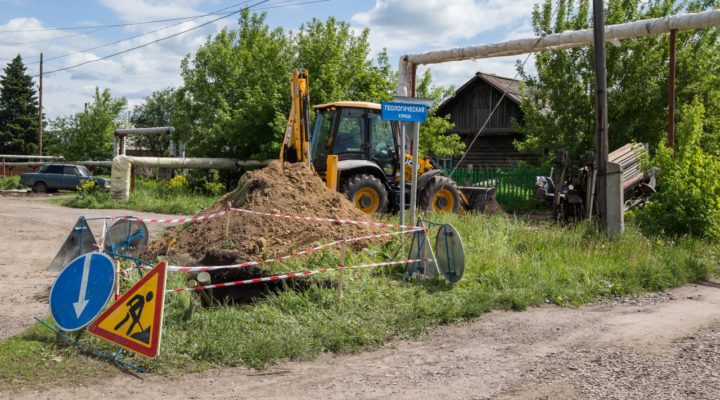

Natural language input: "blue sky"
[0,0,538,119]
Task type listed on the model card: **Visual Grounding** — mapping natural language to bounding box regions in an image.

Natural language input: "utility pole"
[667,29,677,151]
[592,0,608,229]
[38,52,43,155]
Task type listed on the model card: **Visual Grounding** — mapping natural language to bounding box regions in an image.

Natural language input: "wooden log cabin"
[436,72,539,169]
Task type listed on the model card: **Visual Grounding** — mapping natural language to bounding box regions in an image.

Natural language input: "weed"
[0,176,23,190]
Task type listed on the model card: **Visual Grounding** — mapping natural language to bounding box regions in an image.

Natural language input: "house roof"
[437,72,522,114]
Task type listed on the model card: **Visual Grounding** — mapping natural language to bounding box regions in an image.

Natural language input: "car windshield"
[77,166,91,177]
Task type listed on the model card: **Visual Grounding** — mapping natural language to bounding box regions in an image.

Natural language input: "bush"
[0,176,23,190]
[636,99,720,240]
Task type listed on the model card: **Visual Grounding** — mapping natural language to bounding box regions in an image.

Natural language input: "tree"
[0,55,40,154]
[129,88,178,155]
[295,17,395,105]
[517,0,720,162]
[46,88,127,160]
[175,10,292,160]
[416,69,465,158]
[175,11,398,160]
[636,99,720,240]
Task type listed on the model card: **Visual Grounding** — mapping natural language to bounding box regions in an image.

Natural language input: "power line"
[0,12,239,34]
[35,0,271,77]
[27,10,238,65]
[6,25,116,46]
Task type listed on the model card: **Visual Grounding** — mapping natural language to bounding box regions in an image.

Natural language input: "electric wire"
[34,0,271,77]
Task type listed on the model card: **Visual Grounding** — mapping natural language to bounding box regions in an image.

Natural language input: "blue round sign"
[49,252,116,332]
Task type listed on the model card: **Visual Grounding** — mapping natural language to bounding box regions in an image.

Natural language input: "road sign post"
[49,252,116,332]
[382,98,433,225]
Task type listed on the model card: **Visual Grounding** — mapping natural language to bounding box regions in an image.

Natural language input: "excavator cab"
[311,102,400,213]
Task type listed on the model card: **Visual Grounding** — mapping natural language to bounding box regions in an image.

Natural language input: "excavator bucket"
[459,187,497,212]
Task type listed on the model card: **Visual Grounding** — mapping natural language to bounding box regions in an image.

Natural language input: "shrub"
[636,99,720,240]
[166,175,189,191]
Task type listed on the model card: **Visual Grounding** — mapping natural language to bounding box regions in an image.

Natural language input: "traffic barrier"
[168,228,421,272]
[169,259,426,292]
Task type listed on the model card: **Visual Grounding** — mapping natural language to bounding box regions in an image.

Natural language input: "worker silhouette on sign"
[113,291,153,344]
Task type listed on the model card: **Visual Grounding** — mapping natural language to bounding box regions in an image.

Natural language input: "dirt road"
[0,196,175,339]
[2,197,720,399]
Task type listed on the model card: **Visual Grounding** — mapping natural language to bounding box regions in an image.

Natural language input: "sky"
[0,0,540,119]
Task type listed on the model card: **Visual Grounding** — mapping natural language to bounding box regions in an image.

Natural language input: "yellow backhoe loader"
[280,68,492,214]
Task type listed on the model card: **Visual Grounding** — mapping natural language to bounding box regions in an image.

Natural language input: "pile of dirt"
[143,161,384,266]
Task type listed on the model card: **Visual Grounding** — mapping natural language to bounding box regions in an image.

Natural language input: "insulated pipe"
[396,9,720,95]
[114,127,175,136]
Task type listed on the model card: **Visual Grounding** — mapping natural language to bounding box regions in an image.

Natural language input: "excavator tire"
[419,176,462,213]
[342,173,389,214]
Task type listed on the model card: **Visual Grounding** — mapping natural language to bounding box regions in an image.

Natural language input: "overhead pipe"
[396,9,720,95]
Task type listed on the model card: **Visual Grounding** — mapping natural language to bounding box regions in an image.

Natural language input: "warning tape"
[229,207,422,230]
[169,259,425,292]
[113,211,227,224]
[168,228,421,272]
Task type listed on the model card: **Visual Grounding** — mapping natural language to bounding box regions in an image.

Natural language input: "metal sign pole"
[399,123,406,225]
[409,122,420,224]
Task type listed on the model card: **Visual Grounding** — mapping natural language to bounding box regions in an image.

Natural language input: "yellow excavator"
[280,68,491,214]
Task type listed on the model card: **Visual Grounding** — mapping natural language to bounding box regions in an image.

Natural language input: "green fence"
[447,165,549,211]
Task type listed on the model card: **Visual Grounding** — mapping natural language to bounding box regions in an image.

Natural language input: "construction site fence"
[447,165,548,211]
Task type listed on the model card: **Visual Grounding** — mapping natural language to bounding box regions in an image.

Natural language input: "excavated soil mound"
[143,161,384,267]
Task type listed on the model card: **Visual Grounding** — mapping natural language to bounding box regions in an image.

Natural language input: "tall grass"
[1,213,717,389]
[0,176,23,190]
[59,178,220,215]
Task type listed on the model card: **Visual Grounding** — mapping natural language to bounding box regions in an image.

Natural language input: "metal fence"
[447,165,549,210]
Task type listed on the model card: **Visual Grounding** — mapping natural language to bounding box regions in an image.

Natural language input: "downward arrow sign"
[72,254,91,318]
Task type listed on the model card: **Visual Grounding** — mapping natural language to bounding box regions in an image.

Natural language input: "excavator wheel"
[342,173,389,214]
[419,176,462,213]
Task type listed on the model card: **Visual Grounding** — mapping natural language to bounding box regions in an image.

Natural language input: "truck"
[20,163,110,193]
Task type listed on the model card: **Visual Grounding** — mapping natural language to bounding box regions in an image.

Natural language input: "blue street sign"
[49,252,116,332]
[381,102,428,122]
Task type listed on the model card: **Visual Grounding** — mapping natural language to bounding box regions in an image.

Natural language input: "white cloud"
[0,1,231,120]
[353,0,537,53]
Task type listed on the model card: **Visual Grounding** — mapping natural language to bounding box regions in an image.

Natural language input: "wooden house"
[436,72,538,169]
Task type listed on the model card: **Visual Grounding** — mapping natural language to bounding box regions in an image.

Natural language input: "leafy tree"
[0,55,40,154]
[416,69,465,157]
[635,99,720,240]
[46,88,127,160]
[175,10,292,160]
[517,0,720,161]
[295,17,395,105]
[129,88,177,155]
[176,11,397,160]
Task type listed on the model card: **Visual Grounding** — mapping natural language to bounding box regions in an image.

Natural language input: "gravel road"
[1,196,719,399]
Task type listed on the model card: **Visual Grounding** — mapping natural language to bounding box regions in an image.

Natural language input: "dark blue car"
[20,164,110,192]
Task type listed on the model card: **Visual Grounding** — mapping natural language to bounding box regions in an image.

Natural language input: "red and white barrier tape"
[168,228,421,272]
[113,211,227,224]
[169,259,425,292]
[230,207,421,230]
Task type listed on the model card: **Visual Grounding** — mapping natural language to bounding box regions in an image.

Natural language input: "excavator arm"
[279,68,311,165]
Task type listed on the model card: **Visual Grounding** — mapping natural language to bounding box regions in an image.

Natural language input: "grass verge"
[57,178,220,215]
[1,213,717,391]
[0,176,23,190]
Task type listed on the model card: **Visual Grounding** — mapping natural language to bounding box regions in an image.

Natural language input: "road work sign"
[49,252,116,332]
[381,101,428,122]
[88,261,167,358]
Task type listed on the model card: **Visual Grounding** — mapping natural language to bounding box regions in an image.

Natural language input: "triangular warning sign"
[88,261,167,358]
[48,217,97,272]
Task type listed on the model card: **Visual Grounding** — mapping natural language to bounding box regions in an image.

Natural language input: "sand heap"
[143,161,384,266]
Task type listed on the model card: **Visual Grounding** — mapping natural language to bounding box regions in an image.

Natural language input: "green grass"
[57,178,220,215]
[0,176,23,190]
[1,213,717,391]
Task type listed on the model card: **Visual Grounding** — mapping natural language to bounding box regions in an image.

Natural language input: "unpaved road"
[1,197,720,399]
[0,196,176,339]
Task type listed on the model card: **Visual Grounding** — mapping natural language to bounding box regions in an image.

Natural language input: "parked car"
[20,164,110,192]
